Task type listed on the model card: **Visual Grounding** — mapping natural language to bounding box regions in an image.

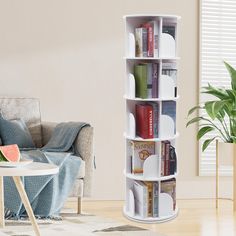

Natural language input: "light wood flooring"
[65,199,236,236]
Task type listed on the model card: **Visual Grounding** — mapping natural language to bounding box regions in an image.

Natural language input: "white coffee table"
[0,162,59,236]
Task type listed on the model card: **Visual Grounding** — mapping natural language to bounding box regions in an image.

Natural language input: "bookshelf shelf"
[124,132,179,141]
[124,172,178,181]
[123,95,180,101]
[123,14,180,223]
[123,206,178,223]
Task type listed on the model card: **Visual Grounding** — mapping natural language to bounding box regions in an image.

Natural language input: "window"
[199,0,236,175]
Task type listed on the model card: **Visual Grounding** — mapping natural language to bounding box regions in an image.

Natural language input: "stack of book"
[134,63,159,99]
[133,178,176,217]
[161,141,177,176]
[133,181,159,218]
[135,21,176,58]
[161,178,176,210]
[135,20,158,58]
[130,141,155,174]
[135,103,159,139]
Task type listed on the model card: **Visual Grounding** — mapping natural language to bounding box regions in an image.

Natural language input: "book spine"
[149,102,158,138]
[152,63,158,98]
[152,21,159,57]
[147,105,154,139]
[142,23,154,57]
[169,146,177,175]
[142,28,148,57]
[134,64,148,99]
[147,63,152,98]
[161,142,165,176]
[152,182,159,217]
[165,142,170,176]
[143,184,148,217]
[135,28,143,57]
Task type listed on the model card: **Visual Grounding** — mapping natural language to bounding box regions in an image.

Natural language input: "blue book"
[162,101,176,133]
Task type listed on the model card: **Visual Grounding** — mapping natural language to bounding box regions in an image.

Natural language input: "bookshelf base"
[123,207,178,223]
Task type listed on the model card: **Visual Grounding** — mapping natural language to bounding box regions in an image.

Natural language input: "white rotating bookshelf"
[123,14,180,223]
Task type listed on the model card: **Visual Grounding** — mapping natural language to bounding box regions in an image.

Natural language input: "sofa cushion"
[0,115,36,148]
[0,98,42,147]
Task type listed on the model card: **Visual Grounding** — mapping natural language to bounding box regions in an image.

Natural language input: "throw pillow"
[0,114,36,148]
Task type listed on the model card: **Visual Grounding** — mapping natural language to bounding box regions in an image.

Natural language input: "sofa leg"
[77,196,82,214]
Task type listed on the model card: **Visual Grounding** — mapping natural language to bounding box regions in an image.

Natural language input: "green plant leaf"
[204,100,226,120]
[197,126,214,140]
[224,61,236,90]
[186,117,203,127]
[202,84,229,100]
[202,137,217,152]
[187,105,201,117]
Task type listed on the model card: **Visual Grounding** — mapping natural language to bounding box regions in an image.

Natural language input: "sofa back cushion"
[0,98,42,147]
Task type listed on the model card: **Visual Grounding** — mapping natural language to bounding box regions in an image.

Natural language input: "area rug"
[0,209,163,236]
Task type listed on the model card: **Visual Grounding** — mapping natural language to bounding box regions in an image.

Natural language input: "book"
[147,63,153,98]
[144,182,153,217]
[133,181,148,217]
[162,25,176,39]
[161,141,165,176]
[134,64,148,99]
[164,141,170,176]
[162,101,176,133]
[136,103,154,139]
[152,63,159,98]
[152,182,159,217]
[162,62,177,97]
[147,20,159,57]
[169,145,177,175]
[142,22,154,57]
[131,141,155,174]
[148,102,159,138]
[161,179,176,210]
[135,28,147,57]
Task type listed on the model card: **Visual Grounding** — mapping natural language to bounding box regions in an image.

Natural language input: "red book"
[136,104,154,139]
[142,23,154,57]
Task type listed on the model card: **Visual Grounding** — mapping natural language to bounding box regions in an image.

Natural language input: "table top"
[0,162,59,176]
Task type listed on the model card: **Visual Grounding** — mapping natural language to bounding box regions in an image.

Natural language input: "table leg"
[0,177,4,227]
[12,176,40,236]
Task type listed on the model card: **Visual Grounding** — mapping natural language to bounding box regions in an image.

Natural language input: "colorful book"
[148,102,159,138]
[147,63,153,98]
[169,145,177,175]
[131,141,155,174]
[142,22,154,57]
[152,182,159,217]
[152,63,159,98]
[163,25,176,39]
[136,103,154,139]
[161,179,176,210]
[147,20,159,57]
[133,181,148,217]
[162,101,176,133]
[162,62,177,97]
[161,141,165,176]
[144,182,153,217]
[134,64,148,99]
[164,141,170,176]
[135,28,147,57]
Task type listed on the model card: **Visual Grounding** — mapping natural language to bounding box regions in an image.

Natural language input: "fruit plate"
[0,160,33,168]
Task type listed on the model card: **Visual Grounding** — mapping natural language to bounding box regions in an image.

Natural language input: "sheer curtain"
[199,0,236,175]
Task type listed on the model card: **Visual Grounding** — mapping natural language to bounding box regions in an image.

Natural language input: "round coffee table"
[0,162,59,236]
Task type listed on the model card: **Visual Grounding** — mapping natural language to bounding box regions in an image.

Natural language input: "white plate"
[0,160,33,168]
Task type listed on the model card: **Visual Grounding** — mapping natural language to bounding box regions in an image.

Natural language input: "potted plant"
[187,61,236,151]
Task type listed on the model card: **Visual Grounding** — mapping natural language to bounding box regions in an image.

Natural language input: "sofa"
[0,97,94,214]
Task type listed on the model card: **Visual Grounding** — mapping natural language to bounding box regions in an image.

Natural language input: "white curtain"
[199,0,236,175]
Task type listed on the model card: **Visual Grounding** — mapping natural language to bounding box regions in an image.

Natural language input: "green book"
[134,64,148,99]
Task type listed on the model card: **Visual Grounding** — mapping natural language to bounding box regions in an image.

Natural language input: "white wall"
[0,0,231,199]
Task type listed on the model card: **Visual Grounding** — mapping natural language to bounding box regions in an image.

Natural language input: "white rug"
[0,209,164,236]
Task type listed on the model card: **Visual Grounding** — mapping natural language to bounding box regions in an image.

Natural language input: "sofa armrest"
[41,121,94,197]
[74,126,94,197]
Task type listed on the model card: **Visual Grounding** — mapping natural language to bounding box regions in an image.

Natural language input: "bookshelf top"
[123,14,181,20]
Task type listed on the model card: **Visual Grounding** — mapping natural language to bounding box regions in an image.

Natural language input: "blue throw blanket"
[4,122,89,218]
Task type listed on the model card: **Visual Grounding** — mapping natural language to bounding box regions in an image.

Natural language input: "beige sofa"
[0,97,94,213]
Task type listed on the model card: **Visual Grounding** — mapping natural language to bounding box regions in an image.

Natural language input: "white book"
[133,181,148,217]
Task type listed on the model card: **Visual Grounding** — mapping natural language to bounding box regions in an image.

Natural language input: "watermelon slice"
[0,144,21,162]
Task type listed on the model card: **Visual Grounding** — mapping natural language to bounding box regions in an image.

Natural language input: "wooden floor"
[65,199,236,236]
